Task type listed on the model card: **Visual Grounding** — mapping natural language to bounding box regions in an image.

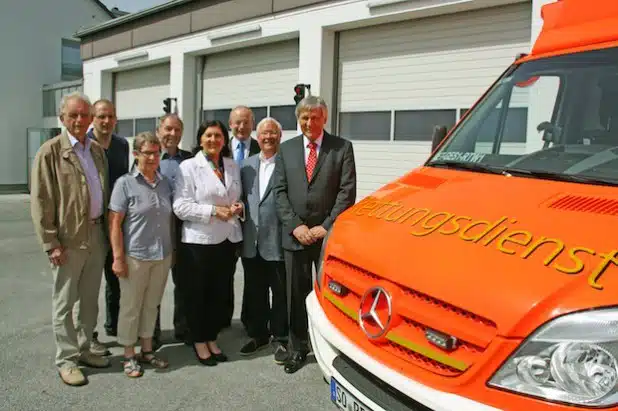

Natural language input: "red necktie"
[306,142,318,181]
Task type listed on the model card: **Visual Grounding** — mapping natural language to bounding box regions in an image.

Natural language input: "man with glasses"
[31,92,111,386]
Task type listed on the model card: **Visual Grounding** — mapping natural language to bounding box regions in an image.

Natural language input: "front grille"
[322,256,497,377]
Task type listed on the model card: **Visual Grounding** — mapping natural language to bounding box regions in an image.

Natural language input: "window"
[460,107,529,143]
[251,106,268,125]
[61,39,82,81]
[43,90,57,117]
[394,110,457,141]
[135,118,157,134]
[270,105,297,130]
[116,120,134,137]
[339,111,390,140]
[203,109,231,125]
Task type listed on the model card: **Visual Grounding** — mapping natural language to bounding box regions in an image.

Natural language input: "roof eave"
[75,0,196,38]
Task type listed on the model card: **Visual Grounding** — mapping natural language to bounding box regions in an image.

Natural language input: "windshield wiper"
[427,160,504,175]
[502,168,618,187]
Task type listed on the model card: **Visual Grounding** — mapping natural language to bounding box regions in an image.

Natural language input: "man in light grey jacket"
[238,117,288,364]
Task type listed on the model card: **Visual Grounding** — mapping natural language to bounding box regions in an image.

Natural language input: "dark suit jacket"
[162,148,193,161]
[273,132,357,251]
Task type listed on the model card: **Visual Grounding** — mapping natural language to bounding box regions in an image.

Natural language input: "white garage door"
[114,63,171,139]
[336,2,532,199]
[202,39,300,141]
[113,63,170,165]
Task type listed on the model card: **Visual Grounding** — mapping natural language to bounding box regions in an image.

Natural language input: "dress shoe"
[284,351,307,374]
[239,338,270,356]
[212,352,228,362]
[58,364,87,386]
[192,345,217,366]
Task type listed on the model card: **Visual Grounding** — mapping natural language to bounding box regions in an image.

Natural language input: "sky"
[101,0,169,13]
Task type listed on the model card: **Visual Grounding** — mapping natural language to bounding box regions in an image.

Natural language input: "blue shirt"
[109,170,174,261]
[159,149,192,194]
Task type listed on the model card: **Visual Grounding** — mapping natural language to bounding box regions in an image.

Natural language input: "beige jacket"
[30,131,109,252]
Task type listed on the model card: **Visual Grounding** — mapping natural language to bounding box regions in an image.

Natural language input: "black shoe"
[273,343,289,365]
[284,351,307,374]
[212,352,228,362]
[239,338,270,356]
[192,345,217,367]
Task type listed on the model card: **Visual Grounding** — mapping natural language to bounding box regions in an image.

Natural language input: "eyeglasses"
[259,131,280,137]
[139,151,161,158]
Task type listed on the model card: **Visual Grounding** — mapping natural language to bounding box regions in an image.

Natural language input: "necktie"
[306,142,318,181]
[236,141,245,163]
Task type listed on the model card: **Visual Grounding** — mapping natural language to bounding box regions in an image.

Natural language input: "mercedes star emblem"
[358,286,392,339]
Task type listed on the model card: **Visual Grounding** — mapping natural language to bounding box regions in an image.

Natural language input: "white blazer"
[173,151,243,245]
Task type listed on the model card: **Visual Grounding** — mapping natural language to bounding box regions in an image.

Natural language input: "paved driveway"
[0,194,333,411]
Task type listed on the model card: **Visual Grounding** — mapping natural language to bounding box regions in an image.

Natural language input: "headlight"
[489,307,618,407]
[315,226,333,291]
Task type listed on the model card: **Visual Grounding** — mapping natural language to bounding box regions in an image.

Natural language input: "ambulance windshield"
[427,46,618,186]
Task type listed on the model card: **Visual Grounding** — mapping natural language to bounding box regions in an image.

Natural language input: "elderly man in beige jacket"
[30,91,111,386]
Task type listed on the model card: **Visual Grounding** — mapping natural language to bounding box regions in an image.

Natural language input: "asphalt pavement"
[0,194,333,411]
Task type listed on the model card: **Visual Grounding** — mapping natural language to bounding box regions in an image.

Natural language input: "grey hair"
[133,131,161,152]
[158,113,184,129]
[256,117,283,135]
[295,95,328,119]
[58,91,92,116]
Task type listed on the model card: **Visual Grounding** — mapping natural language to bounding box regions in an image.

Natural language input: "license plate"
[330,377,373,411]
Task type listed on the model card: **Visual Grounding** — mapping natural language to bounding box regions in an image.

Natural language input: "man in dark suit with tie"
[238,117,288,364]
[273,95,357,374]
[228,105,260,328]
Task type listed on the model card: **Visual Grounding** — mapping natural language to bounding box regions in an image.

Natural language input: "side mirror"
[431,125,448,152]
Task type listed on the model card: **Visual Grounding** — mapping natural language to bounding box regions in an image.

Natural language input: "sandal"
[138,351,169,369]
[123,357,143,378]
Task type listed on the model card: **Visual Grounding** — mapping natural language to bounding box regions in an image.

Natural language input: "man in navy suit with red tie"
[272,95,357,374]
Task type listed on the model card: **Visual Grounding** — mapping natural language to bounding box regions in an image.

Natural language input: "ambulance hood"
[330,167,618,337]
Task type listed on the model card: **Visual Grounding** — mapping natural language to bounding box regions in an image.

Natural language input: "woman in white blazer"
[173,120,244,366]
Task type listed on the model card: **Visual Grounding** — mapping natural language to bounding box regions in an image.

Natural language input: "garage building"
[77,0,554,200]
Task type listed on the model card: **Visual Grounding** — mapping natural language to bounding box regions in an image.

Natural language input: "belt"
[89,216,104,225]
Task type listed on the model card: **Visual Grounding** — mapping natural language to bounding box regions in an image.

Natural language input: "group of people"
[30,90,357,386]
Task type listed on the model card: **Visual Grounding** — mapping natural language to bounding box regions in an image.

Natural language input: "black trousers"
[171,246,188,336]
[103,250,120,335]
[185,240,237,342]
[241,252,288,343]
[226,256,238,327]
[170,216,189,336]
[285,243,321,353]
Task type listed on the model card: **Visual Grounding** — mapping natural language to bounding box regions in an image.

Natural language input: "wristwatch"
[211,206,217,216]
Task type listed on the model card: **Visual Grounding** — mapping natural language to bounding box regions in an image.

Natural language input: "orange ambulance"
[307,0,618,410]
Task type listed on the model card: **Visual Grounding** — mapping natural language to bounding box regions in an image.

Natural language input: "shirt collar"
[304,132,324,148]
[131,168,162,185]
[68,132,91,150]
[232,136,252,150]
[161,149,181,160]
[259,152,277,164]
